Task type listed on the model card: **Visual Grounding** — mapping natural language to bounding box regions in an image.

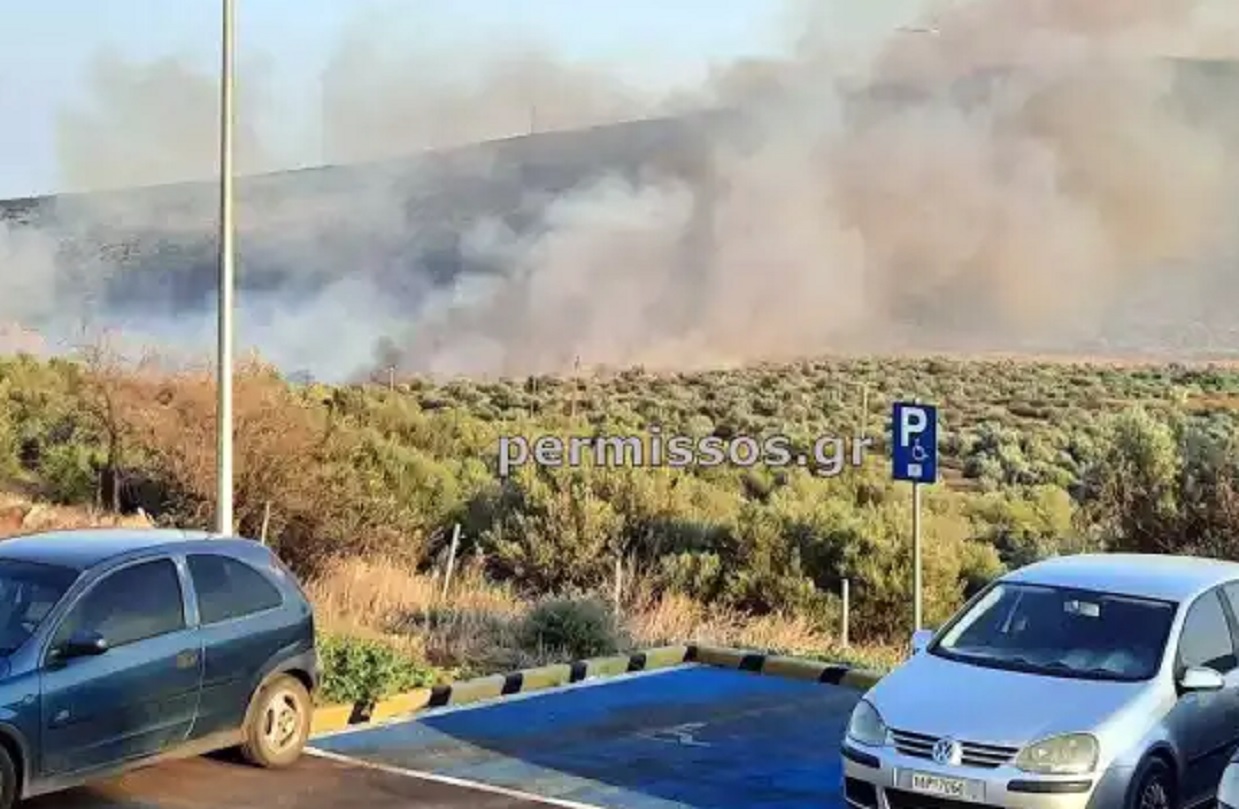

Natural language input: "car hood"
[866,651,1144,747]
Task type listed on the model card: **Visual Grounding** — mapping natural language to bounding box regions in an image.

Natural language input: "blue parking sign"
[892,402,937,483]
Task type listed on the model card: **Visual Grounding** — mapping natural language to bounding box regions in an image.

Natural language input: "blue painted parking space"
[311,665,862,809]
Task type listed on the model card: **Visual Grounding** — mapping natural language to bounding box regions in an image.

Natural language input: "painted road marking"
[638,722,710,747]
[307,748,607,809]
[315,665,859,808]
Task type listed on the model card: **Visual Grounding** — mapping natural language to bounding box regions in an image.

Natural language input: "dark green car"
[0,528,318,808]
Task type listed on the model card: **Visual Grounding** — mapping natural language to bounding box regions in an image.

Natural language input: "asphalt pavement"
[28,664,862,809]
[313,664,861,808]
[26,750,557,808]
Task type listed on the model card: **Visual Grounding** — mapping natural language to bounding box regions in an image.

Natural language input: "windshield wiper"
[1074,666,1130,678]
[945,648,1139,679]
[995,654,1043,668]
[1028,659,1129,679]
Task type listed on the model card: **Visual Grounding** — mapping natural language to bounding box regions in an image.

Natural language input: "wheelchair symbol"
[905,441,929,478]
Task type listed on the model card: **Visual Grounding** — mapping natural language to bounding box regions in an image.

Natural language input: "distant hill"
[3,56,1238,370]
[0,108,744,318]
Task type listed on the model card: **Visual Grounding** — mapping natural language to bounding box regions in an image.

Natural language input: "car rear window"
[188,553,284,624]
[268,552,310,600]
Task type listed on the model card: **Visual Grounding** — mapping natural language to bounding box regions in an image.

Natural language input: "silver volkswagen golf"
[841,553,1239,809]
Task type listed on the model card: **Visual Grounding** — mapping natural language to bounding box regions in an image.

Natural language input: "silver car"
[841,553,1239,809]
[1219,754,1239,809]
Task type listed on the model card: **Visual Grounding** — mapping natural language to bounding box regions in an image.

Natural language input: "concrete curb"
[685,644,885,691]
[309,642,887,736]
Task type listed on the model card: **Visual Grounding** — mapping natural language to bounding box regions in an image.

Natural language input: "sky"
[0,0,789,200]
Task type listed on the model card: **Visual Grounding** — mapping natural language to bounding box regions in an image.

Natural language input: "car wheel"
[239,673,312,769]
[1129,757,1176,809]
[0,744,17,809]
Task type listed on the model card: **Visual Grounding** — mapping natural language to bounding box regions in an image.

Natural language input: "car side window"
[188,554,283,625]
[1178,590,1237,674]
[52,559,186,650]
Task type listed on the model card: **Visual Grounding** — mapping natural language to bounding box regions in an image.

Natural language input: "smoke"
[388,0,1239,374]
[56,49,277,191]
[3,0,1239,378]
[320,18,655,164]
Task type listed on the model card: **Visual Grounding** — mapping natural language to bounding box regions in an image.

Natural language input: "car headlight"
[846,699,888,747]
[1014,733,1099,775]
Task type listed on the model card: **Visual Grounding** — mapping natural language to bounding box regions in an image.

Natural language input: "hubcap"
[1140,778,1169,809]
[261,688,303,753]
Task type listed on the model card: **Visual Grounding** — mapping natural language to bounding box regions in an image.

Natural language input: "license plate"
[909,772,969,798]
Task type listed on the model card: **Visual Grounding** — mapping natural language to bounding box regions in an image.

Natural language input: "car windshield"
[0,559,79,654]
[931,581,1176,681]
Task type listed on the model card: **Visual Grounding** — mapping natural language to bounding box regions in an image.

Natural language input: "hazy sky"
[0,0,787,199]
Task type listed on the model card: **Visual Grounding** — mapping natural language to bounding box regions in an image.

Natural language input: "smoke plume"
[2,0,1239,377]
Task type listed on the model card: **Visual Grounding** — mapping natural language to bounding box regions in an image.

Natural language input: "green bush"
[10,352,1239,653]
[0,407,18,479]
[38,442,100,505]
[517,596,623,660]
[316,634,439,705]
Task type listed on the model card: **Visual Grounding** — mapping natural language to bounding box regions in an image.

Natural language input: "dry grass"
[307,556,906,675]
[0,490,905,676]
[305,555,528,674]
[624,589,827,651]
[0,492,153,538]
[1185,394,1239,412]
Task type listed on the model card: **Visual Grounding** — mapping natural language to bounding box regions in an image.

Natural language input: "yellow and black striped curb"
[310,643,887,736]
[685,644,885,691]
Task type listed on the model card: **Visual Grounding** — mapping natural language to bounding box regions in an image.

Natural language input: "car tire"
[0,744,17,809]
[1128,756,1176,809]
[239,673,313,769]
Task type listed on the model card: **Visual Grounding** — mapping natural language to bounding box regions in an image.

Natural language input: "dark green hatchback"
[0,528,318,808]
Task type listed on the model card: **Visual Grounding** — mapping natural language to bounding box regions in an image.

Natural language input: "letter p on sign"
[899,407,926,446]
[891,402,937,484]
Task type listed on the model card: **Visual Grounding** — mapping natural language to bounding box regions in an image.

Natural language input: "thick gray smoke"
[3,0,1239,376]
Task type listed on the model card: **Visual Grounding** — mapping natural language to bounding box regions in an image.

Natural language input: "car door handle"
[175,650,199,669]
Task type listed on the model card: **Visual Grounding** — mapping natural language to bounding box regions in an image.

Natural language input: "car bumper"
[841,742,1132,809]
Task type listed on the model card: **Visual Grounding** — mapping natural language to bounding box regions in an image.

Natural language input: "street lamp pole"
[216,0,236,535]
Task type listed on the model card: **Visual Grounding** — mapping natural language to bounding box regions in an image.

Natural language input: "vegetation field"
[2,349,1237,703]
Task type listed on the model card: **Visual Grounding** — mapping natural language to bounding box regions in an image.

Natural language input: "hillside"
[0,110,732,317]
[2,351,1238,697]
[5,57,1239,378]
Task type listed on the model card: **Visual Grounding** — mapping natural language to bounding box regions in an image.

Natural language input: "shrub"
[38,442,101,505]
[9,351,1239,660]
[316,633,439,705]
[517,596,623,660]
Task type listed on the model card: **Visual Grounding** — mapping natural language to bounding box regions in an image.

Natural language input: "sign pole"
[912,394,922,632]
[891,400,936,638]
[215,0,236,536]
[913,479,922,631]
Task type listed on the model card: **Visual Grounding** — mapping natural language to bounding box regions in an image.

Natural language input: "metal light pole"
[215,0,236,535]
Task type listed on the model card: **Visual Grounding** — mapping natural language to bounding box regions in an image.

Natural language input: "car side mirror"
[1179,666,1225,693]
[910,628,934,655]
[58,629,109,659]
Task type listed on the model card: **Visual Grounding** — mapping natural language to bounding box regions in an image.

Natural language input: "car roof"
[1003,553,1239,603]
[0,528,241,571]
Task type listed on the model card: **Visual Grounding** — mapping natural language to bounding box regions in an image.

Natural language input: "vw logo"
[931,737,962,765]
